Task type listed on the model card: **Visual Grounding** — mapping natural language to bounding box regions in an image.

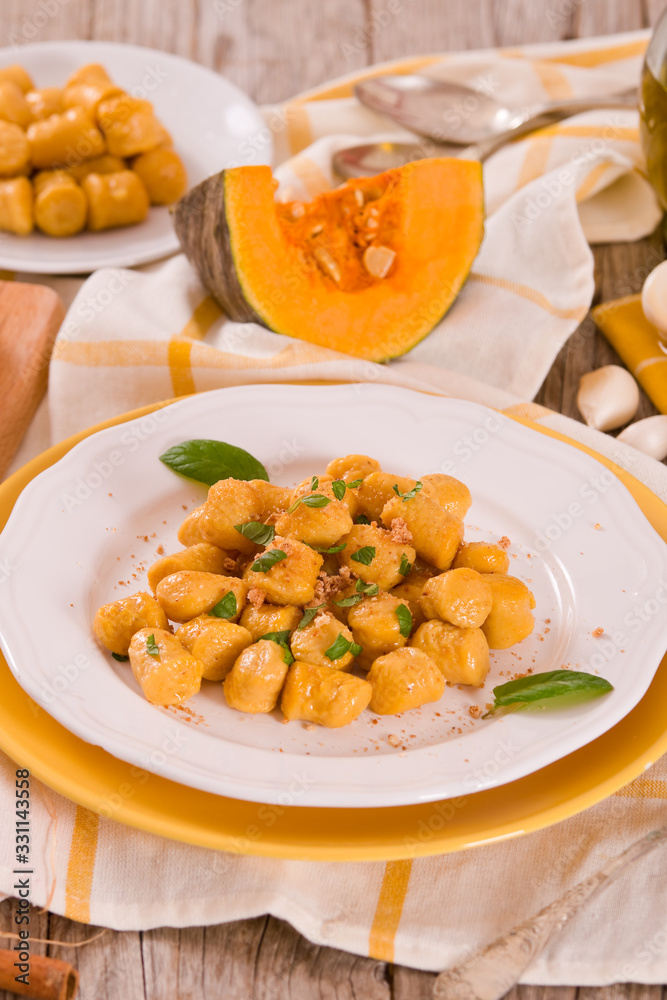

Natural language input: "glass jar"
[641,11,667,210]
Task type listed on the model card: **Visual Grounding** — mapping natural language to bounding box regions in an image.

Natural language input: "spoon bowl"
[355,73,637,144]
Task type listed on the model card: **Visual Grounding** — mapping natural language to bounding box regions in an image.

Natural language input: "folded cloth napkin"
[2,30,667,987]
[593,295,667,414]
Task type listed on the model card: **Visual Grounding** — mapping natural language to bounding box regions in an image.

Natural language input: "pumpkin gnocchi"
[93,454,536,729]
[0,60,187,238]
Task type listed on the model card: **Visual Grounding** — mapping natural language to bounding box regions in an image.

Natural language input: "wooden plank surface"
[1,0,666,997]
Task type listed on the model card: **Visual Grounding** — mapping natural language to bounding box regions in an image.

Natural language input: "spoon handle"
[432,825,667,1000]
[534,89,637,117]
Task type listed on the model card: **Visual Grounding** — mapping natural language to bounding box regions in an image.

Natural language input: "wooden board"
[0,281,64,480]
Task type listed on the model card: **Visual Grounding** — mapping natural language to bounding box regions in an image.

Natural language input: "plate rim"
[0,386,666,859]
[0,39,270,273]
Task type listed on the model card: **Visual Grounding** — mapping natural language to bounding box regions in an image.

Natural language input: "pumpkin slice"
[174,158,484,362]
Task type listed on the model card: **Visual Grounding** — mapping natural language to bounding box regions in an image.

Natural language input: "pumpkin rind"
[174,158,484,362]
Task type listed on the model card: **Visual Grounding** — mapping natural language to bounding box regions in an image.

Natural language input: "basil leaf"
[146,634,160,659]
[235,521,275,546]
[355,514,371,525]
[159,439,268,486]
[393,481,423,502]
[356,579,379,595]
[351,545,376,566]
[286,493,332,514]
[485,669,614,717]
[311,475,319,490]
[334,593,362,608]
[331,480,347,501]
[396,604,412,638]
[258,630,294,665]
[309,542,347,554]
[346,478,363,489]
[209,591,237,619]
[301,494,331,509]
[325,633,363,661]
[399,553,412,576]
[111,652,129,662]
[297,605,326,630]
[251,549,287,573]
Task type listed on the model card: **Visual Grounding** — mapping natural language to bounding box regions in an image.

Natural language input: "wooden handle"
[0,280,65,480]
[0,950,78,1000]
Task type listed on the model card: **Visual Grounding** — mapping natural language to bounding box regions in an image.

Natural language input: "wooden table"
[1,0,666,997]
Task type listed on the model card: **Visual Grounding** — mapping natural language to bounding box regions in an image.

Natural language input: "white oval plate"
[0,41,271,273]
[0,384,665,808]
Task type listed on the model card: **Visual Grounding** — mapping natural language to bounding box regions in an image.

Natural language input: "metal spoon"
[355,74,637,145]
[432,824,667,1000]
[333,139,485,180]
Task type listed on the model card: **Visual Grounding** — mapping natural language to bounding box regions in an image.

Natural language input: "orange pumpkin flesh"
[174,158,484,362]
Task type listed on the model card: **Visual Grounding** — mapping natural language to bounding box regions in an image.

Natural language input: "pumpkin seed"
[363,245,396,279]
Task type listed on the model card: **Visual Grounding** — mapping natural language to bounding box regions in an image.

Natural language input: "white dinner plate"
[0,41,271,273]
[0,384,665,808]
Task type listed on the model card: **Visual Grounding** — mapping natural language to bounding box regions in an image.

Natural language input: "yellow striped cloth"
[593,295,667,414]
[2,29,667,986]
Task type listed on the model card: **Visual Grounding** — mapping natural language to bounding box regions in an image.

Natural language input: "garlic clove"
[642,260,667,342]
[617,415,667,461]
[576,365,640,432]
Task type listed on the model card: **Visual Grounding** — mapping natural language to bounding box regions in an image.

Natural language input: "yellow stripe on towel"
[168,338,196,397]
[368,859,412,961]
[64,805,99,922]
[614,778,667,799]
[592,295,667,415]
[179,296,222,341]
[541,38,648,68]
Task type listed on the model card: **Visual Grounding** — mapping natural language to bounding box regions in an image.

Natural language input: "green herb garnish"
[351,545,376,566]
[311,475,319,490]
[258,630,294,665]
[146,634,160,659]
[234,521,275,546]
[297,605,326,630]
[308,542,347,554]
[396,604,412,638]
[399,553,412,576]
[286,493,332,514]
[325,633,363,661]
[251,549,288,573]
[355,514,371,525]
[159,439,268,486]
[346,478,363,489]
[111,652,129,662]
[356,579,379,596]
[209,591,237,619]
[393,481,423,502]
[334,593,362,608]
[331,480,347,501]
[484,669,614,718]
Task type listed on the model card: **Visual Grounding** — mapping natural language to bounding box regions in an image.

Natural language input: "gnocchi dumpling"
[411,620,490,687]
[338,523,415,591]
[199,479,264,552]
[481,575,536,649]
[93,590,169,656]
[155,570,247,623]
[275,475,352,548]
[224,639,290,713]
[239,602,303,641]
[176,617,252,682]
[290,612,357,670]
[242,537,323,606]
[367,647,445,715]
[420,473,472,519]
[129,627,203,706]
[453,540,510,575]
[281,661,372,728]
[147,542,233,593]
[381,492,463,571]
[419,568,492,629]
[347,591,411,670]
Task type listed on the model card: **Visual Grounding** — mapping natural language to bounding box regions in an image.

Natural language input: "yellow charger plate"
[1,397,666,861]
